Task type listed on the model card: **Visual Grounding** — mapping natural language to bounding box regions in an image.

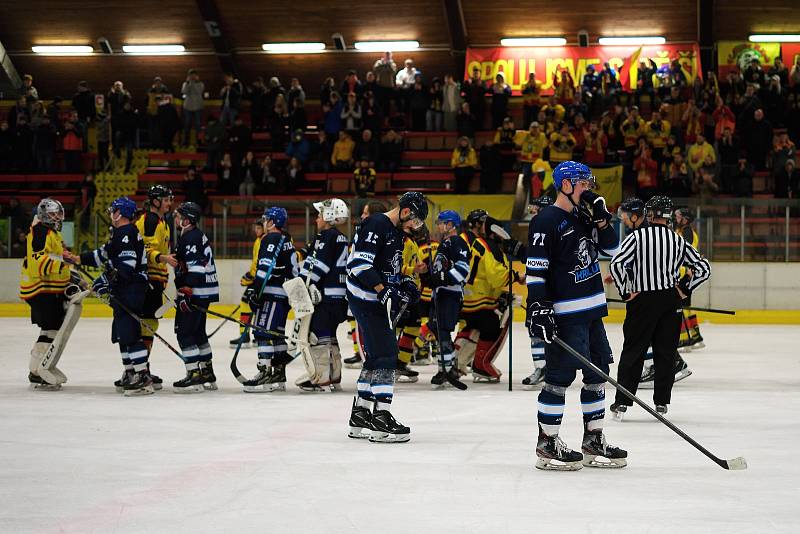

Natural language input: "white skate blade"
[677,345,693,353]
[344,362,363,369]
[32,382,62,391]
[124,385,155,397]
[472,374,500,383]
[348,426,372,439]
[299,384,329,392]
[674,368,693,383]
[152,382,163,391]
[202,382,218,391]
[612,410,626,422]
[535,457,583,471]
[692,341,705,349]
[396,375,419,383]
[329,383,342,392]
[522,384,541,391]
[173,384,204,394]
[369,431,411,443]
[243,382,286,393]
[582,454,627,468]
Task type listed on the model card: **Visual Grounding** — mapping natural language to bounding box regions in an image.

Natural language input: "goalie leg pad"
[296,343,332,387]
[36,290,89,385]
[454,328,479,375]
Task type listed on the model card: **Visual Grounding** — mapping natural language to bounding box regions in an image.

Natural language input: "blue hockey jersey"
[432,233,470,296]
[174,227,219,303]
[80,223,148,291]
[526,205,618,325]
[255,231,297,299]
[346,212,404,303]
[300,227,348,301]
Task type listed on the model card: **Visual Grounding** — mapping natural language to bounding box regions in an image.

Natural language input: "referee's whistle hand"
[625,292,639,301]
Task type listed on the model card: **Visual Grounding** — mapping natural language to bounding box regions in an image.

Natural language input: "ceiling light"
[500,37,567,47]
[749,34,800,42]
[122,44,185,55]
[32,45,93,55]
[353,40,420,52]
[262,42,326,53]
[598,36,666,46]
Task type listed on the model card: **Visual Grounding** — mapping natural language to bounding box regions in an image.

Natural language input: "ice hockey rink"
[1,318,798,534]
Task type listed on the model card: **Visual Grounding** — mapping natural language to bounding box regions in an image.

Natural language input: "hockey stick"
[553,335,748,471]
[606,298,736,315]
[208,304,241,339]
[507,261,513,392]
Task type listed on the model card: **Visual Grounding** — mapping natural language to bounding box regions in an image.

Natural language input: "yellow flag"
[591,165,623,208]
[627,46,643,91]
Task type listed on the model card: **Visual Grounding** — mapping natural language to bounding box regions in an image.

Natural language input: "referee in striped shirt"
[608,196,710,418]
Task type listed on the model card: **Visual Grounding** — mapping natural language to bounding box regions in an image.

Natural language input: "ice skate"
[297,379,330,392]
[656,404,668,415]
[200,362,217,391]
[348,399,373,439]
[431,367,462,389]
[29,372,61,391]
[396,362,419,383]
[343,354,363,369]
[147,364,163,391]
[369,409,411,443]
[639,362,655,389]
[243,365,286,393]
[114,370,134,393]
[230,333,252,349]
[173,369,205,393]
[582,430,627,468]
[609,402,627,421]
[123,371,155,397]
[522,367,545,390]
[535,431,583,471]
[674,357,693,383]
[472,366,500,383]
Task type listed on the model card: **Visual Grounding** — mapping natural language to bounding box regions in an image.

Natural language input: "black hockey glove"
[245,287,265,307]
[580,190,613,226]
[677,274,692,299]
[526,301,556,344]
[378,284,410,318]
[176,287,194,313]
[399,276,421,305]
[431,254,451,287]
[92,273,111,297]
[502,238,525,261]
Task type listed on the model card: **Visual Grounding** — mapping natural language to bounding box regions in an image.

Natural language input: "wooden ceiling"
[1,0,798,98]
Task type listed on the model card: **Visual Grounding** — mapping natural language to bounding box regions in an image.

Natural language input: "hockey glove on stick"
[176,287,194,313]
[502,238,525,260]
[580,190,613,226]
[399,276,421,305]
[378,284,410,317]
[527,301,556,344]
[308,284,322,305]
[92,273,111,297]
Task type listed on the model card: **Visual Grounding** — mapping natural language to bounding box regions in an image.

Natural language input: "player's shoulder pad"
[31,224,49,251]
[142,211,161,237]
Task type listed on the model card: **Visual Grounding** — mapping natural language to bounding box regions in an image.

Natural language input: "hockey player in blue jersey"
[76,197,152,396]
[429,210,471,389]
[346,192,425,443]
[294,198,351,391]
[526,160,627,470]
[243,206,298,393]
[172,202,220,393]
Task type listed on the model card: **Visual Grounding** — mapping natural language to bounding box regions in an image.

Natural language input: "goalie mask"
[313,198,350,225]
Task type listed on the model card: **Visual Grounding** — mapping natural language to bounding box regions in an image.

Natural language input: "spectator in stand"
[693,165,720,202]
[12,116,34,172]
[289,98,307,132]
[34,117,57,173]
[203,116,226,171]
[583,120,607,165]
[660,135,680,176]
[479,140,503,193]
[269,94,289,149]
[571,114,587,158]
[380,129,403,172]
[217,152,236,193]
[353,158,377,198]
[248,77,268,131]
[663,86,685,129]
[736,84,763,131]
[717,126,739,192]
[461,67,488,130]
[322,92,343,137]
[553,68,575,106]
[309,131,332,173]
[541,95,566,122]
[113,100,137,173]
[181,69,205,146]
[442,74,461,132]
[362,91,383,132]
[687,133,715,173]
[744,60,767,88]
[451,136,478,193]
[519,121,548,192]
[10,229,27,258]
[786,93,800,144]
[21,74,38,104]
[73,81,96,124]
[407,76,428,132]
[522,72,543,129]
[78,172,96,230]
[287,78,306,111]
[745,108,773,171]
[286,129,310,166]
[320,77,337,108]
[354,129,380,169]
[341,92,363,132]
[772,131,796,175]
[634,58,658,108]
[600,63,621,107]
[0,121,11,172]
[107,80,131,143]
[229,116,252,170]
[775,159,799,198]
[47,97,64,137]
[664,152,692,197]
[427,78,444,131]
[456,101,476,142]
[29,101,47,128]
[489,72,512,129]
[62,111,85,172]
[183,165,208,211]
[670,59,688,89]
[763,75,786,126]
[644,109,671,163]
[285,157,304,192]
[1,196,26,235]
[8,97,30,131]
[712,95,736,141]
[158,97,180,153]
[220,74,243,127]
[633,141,659,199]
[581,65,600,113]
[259,154,278,193]
[493,116,517,171]
[395,59,418,112]
[239,151,260,198]
[790,57,800,93]
[769,58,789,88]
[732,157,754,196]
[340,71,363,101]
[373,52,397,114]
[331,130,355,170]
[363,71,378,100]
[266,77,286,117]
[145,77,169,147]
[548,121,576,165]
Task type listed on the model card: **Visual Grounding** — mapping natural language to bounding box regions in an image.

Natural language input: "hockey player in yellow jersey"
[230,219,266,348]
[674,207,704,351]
[412,228,439,365]
[395,227,425,382]
[19,198,88,389]
[134,185,176,390]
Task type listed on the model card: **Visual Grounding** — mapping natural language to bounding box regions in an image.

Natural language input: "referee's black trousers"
[615,288,683,406]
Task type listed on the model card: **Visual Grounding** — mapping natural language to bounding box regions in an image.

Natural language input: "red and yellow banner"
[782,43,800,71]
[464,44,702,95]
[717,41,781,77]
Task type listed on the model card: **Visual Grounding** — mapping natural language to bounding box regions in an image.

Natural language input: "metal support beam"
[195,0,237,76]
[0,39,22,99]
[442,0,468,75]
[698,0,714,74]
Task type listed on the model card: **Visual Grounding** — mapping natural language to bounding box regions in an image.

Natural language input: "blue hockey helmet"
[436,210,461,228]
[263,206,288,228]
[109,196,137,220]
[552,160,595,191]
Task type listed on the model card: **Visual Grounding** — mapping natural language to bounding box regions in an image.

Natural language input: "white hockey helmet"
[313,198,350,225]
[37,198,65,231]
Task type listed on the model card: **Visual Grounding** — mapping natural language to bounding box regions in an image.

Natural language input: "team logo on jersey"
[391,250,403,275]
[570,238,600,283]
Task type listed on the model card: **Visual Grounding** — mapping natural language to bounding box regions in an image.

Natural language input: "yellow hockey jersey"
[135,211,170,283]
[418,240,439,303]
[241,237,261,286]
[19,224,71,300]
[678,225,699,278]
[460,231,510,313]
[402,236,421,287]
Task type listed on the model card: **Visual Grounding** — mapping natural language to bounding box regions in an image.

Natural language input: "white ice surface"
[1,318,799,534]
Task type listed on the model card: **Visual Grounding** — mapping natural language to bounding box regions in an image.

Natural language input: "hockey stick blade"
[553,335,747,471]
[447,373,468,390]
